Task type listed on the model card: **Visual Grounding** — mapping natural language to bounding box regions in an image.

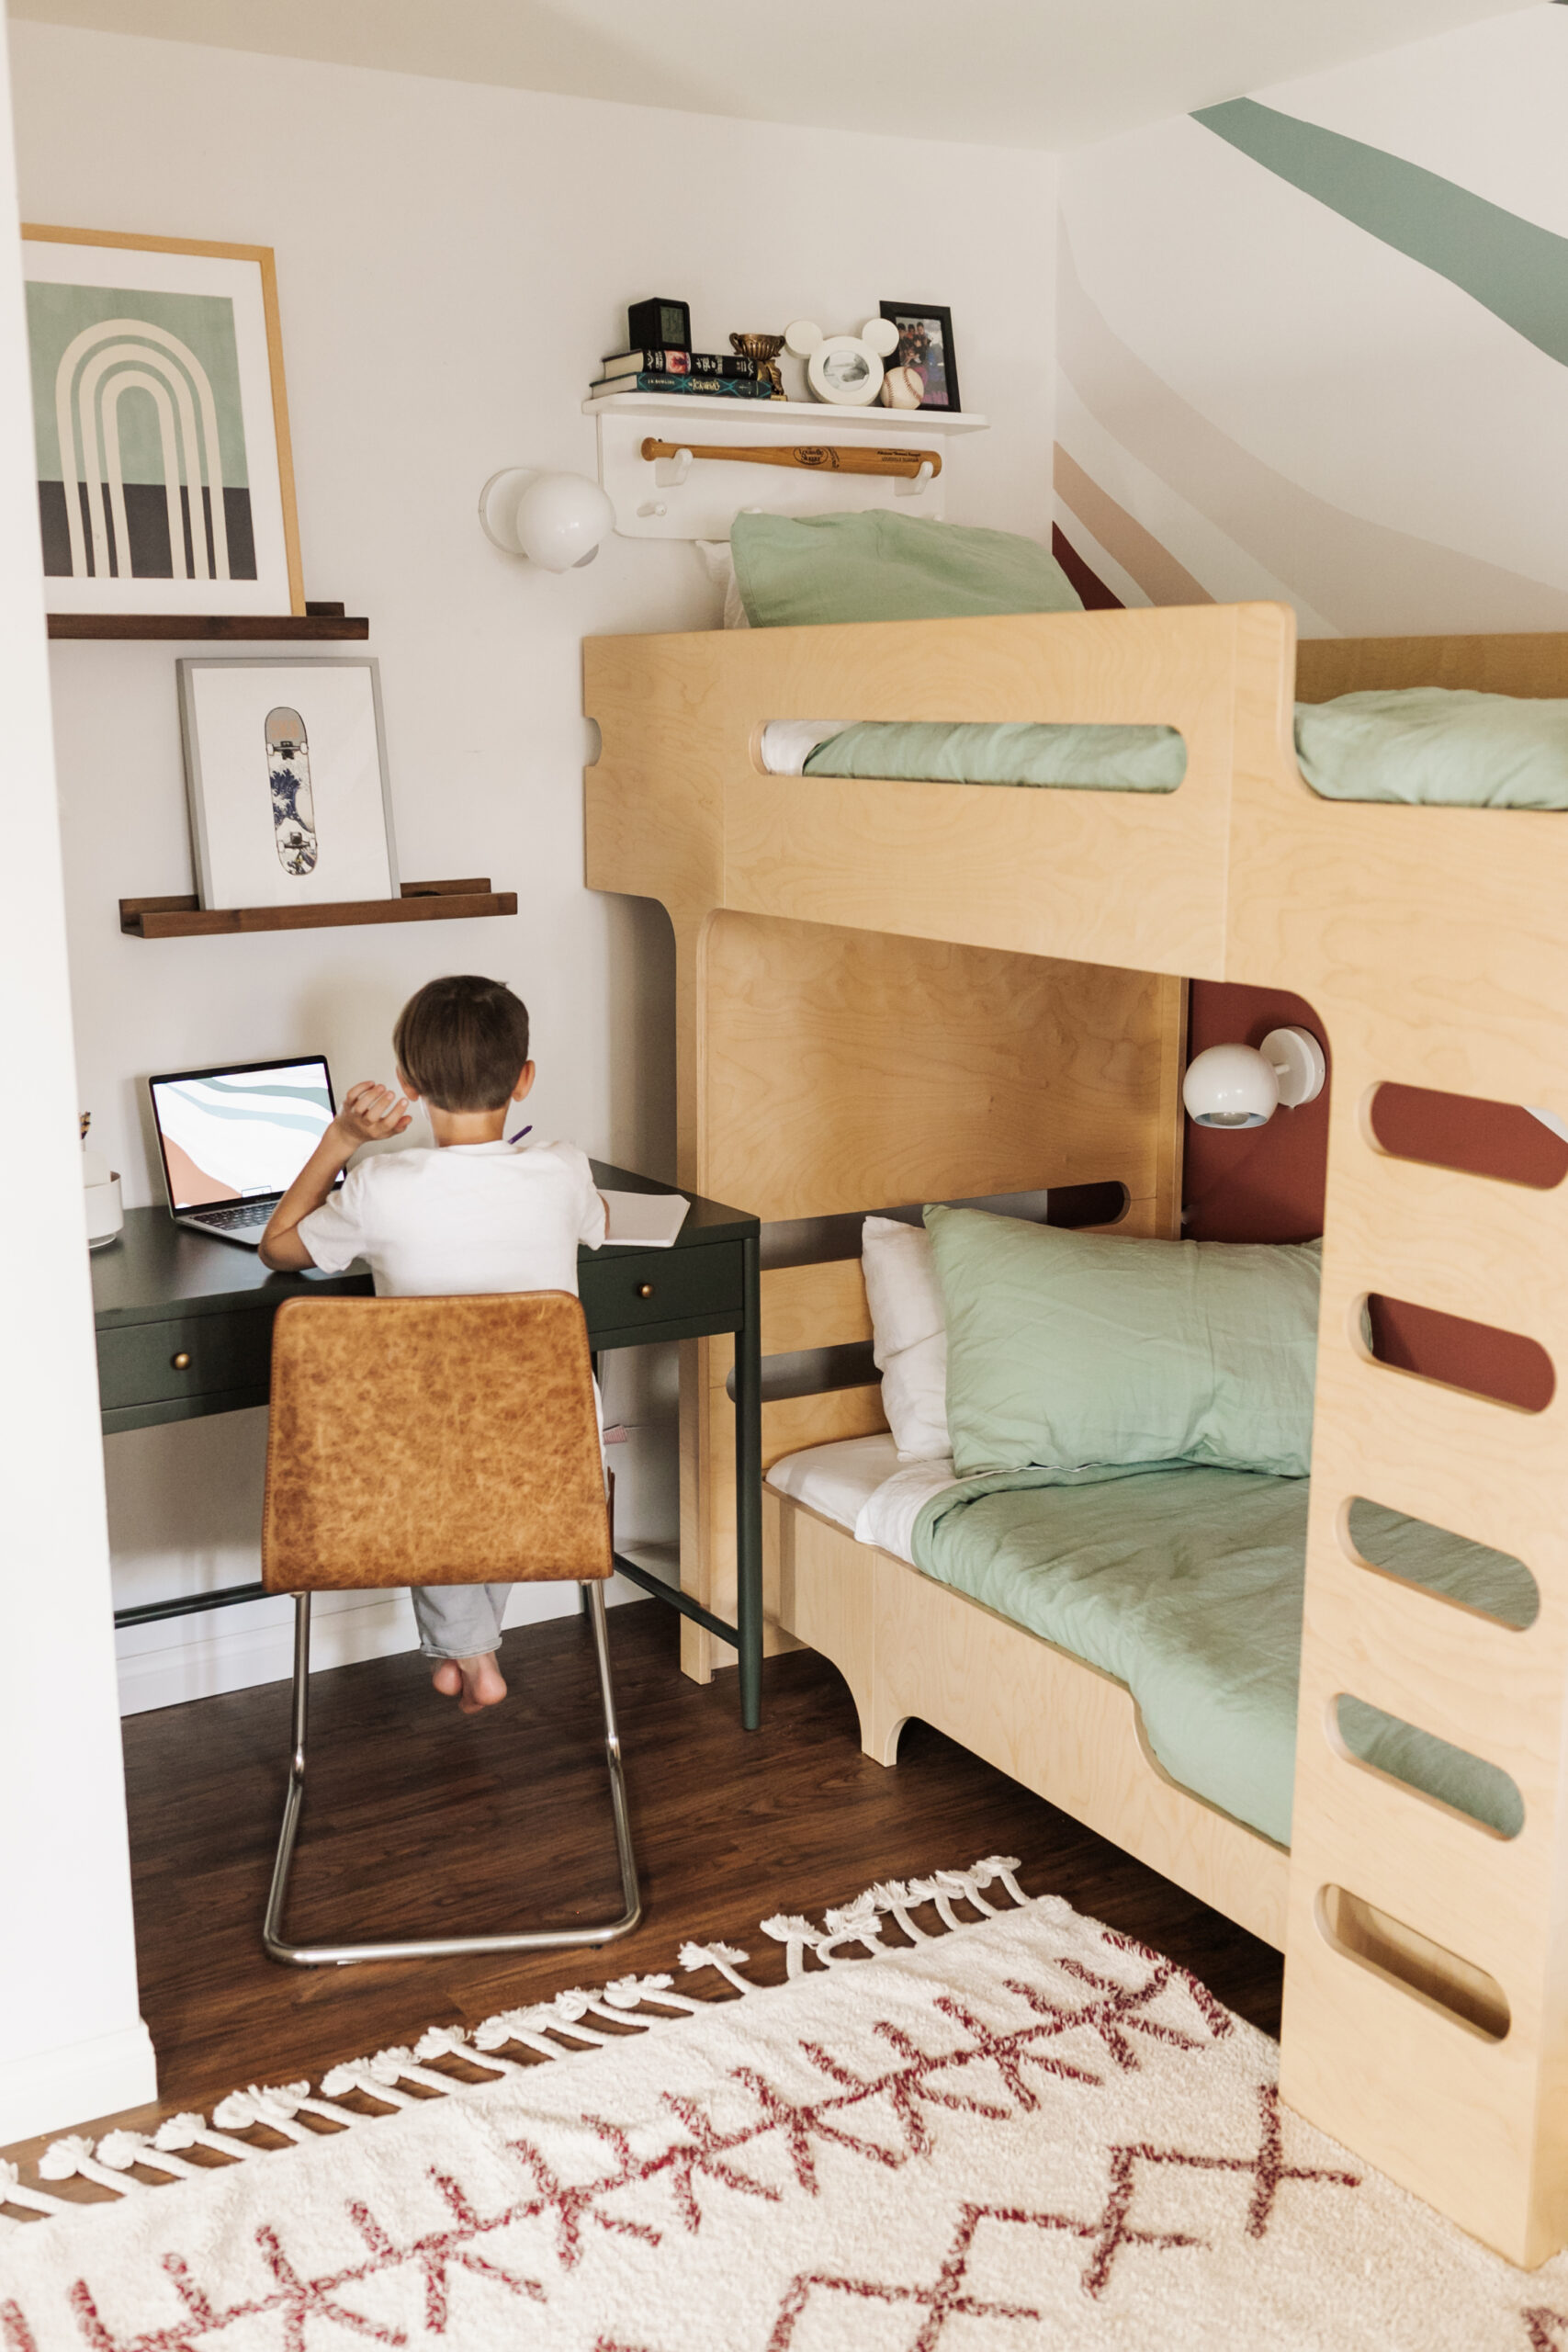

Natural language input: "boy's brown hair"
[393,974,531,1112]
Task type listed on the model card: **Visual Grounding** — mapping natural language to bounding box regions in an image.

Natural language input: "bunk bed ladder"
[1281,1056,1568,2268]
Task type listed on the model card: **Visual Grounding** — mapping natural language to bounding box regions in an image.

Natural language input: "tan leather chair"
[258,1289,640,1967]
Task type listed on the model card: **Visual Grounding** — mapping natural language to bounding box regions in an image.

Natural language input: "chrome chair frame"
[262,1579,641,1967]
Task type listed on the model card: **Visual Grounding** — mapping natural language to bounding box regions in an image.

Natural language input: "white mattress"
[765,1434,959,1565]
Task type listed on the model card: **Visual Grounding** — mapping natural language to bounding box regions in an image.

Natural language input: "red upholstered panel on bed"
[1182,983,1330,1246]
[1184,980,1552,1410]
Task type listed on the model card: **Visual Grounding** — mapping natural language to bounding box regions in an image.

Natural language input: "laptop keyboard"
[194,1203,275,1230]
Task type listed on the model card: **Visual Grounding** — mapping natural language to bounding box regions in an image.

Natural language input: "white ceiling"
[6,0,1537,150]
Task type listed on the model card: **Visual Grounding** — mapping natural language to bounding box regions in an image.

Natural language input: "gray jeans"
[412,1582,514,1659]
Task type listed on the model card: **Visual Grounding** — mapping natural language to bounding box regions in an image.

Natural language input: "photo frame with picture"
[178,658,398,911]
[878,302,961,413]
[21,225,304,616]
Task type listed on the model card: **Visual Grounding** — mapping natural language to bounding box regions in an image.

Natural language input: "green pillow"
[730,510,1084,628]
[925,1205,1321,1482]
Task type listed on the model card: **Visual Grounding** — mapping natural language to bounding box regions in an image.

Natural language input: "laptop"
[148,1055,343,1248]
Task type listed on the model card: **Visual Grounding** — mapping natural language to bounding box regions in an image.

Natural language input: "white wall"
[0,8,154,2143]
[1054,6,1568,633]
[8,20,1058,1708]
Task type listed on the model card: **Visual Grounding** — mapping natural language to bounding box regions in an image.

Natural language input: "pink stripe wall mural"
[1053,442,1210,608]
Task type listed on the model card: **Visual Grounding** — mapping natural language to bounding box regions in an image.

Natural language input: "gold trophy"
[730,333,786,399]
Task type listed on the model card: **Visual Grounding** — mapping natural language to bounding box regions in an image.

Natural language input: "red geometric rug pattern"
[2,1862,1562,2348]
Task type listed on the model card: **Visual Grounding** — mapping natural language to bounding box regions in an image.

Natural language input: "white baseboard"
[0,2018,158,2145]
[115,1575,651,1715]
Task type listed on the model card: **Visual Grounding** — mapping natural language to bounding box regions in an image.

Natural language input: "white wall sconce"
[479,469,615,571]
[1182,1026,1327,1129]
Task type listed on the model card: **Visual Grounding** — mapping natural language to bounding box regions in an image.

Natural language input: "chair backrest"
[262,1291,611,1593]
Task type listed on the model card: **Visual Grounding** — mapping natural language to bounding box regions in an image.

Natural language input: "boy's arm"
[260,1082,411,1270]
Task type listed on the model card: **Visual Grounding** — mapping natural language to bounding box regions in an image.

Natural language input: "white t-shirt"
[297,1137,606,1297]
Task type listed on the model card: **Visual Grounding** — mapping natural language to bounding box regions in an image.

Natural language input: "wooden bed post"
[674,910,721,1685]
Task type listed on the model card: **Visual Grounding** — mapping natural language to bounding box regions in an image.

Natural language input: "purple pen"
[506,1124,533,1145]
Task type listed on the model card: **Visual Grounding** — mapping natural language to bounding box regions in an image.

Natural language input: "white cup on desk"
[84,1140,123,1250]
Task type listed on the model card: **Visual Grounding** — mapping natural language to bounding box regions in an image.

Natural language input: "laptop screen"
[149,1057,341,1213]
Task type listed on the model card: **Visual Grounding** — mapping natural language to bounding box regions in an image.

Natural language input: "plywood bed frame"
[583,601,1568,2267]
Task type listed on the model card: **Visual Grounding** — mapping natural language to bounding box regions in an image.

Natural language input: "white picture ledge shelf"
[584,391,988,541]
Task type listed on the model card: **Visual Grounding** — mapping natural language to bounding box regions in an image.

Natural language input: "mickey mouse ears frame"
[878,302,961,414]
[783,315,899,406]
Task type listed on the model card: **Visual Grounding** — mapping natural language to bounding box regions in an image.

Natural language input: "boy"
[260,973,606,1713]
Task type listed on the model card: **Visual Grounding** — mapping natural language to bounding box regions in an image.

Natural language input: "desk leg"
[735,1234,762,1731]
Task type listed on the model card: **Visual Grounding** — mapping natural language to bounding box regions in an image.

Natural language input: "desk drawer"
[96,1308,276,1411]
[580,1243,742,1339]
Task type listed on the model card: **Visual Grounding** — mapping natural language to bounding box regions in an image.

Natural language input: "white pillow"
[758,718,852,775]
[693,539,751,629]
[862,1216,950,1460]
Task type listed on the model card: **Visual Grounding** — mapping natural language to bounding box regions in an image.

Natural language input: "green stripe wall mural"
[1191,97,1568,373]
[1055,8,1568,638]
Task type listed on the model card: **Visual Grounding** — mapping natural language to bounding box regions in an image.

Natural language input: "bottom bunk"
[767,1433,1530,1956]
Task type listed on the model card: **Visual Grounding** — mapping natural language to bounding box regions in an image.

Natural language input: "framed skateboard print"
[21,225,304,616]
[178,659,398,911]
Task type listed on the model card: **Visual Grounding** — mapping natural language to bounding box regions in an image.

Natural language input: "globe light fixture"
[479,469,615,571]
[1182,1026,1326,1129]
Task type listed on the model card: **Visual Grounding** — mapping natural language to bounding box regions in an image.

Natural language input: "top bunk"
[583,603,1568,1117]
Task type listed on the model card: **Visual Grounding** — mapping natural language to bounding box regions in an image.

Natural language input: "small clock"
[627,297,692,353]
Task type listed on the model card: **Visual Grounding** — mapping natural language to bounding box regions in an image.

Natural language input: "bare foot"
[431,1653,507,1713]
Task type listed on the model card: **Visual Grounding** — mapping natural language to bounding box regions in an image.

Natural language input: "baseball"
[880,365,926,410]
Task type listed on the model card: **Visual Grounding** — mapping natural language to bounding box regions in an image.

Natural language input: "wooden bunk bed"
[583,600,1568,2268]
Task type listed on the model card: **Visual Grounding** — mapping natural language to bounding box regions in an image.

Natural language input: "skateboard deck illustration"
[265,704,319,876]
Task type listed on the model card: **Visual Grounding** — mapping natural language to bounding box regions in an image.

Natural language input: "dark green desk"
[91,1164,764,1727]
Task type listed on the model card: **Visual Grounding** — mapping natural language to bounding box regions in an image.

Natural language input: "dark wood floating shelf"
[120,878,517,940]
[51,600,368,642]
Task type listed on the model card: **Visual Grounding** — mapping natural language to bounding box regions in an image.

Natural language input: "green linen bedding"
[800,693,1568,808]
[803,718,1188,793]
[910,1464,1531,1847]
[731,513,1568,806]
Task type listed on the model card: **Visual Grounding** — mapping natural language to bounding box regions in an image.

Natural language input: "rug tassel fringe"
[5,1852,1026,2222]
[0,2162,72,2219]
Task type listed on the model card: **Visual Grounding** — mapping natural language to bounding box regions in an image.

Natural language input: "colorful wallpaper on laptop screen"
[1055,6,1568,636]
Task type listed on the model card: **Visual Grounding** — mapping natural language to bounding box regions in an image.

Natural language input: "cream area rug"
[5,1858,1568,2349]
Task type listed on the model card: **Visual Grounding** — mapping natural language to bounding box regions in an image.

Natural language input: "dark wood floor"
[3,1599,1281,2191]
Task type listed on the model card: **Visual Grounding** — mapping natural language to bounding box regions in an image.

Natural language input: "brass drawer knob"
[171,1351,192,1371]
[637,1283,655,1299]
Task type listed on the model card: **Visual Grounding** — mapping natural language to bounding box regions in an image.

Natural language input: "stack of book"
[589,347,776,401]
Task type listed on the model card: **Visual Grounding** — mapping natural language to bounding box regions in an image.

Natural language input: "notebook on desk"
[148,1056,343,1248]
[602,1188,690,1248]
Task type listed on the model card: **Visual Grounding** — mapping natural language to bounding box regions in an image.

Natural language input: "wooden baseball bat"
[640,435,942,481]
